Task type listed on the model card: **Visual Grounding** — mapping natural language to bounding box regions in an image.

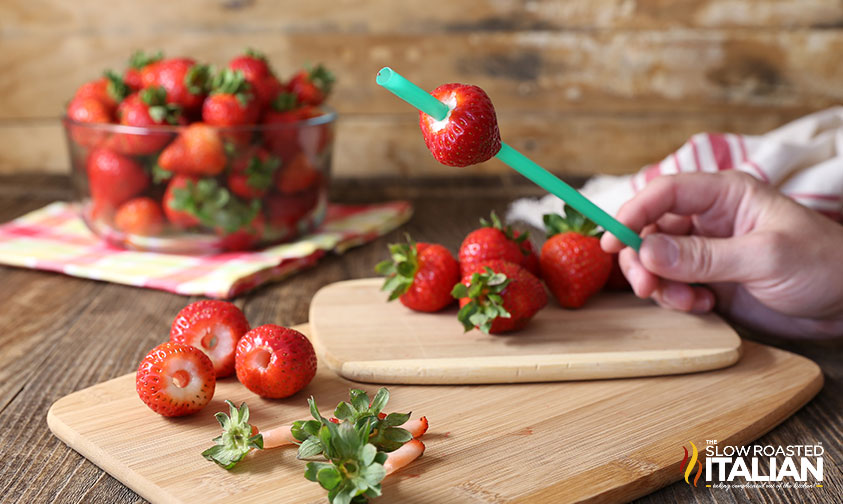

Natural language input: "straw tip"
[376,67,394,86]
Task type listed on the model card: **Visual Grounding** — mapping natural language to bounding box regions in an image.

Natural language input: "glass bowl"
[62,109,335,253]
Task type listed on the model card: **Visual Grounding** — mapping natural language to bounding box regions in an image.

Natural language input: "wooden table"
[1,174,840,504]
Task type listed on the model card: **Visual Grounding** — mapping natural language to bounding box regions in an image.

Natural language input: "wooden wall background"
[2,0,843,178]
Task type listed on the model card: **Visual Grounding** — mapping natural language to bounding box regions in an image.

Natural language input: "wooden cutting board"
[47,324,822,504]
[308,278,742,384]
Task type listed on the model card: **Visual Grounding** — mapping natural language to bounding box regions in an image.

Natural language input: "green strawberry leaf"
[375,235,419,302]
[480,210,531,254]
[244,153,280,190]
[104,69,130,103]
[201,400,263,470]
[128,49,163,69]
[185,64,212,95]
[272,92,299,111]
[544,204,602,238]
[452,267,512,334]
[309,64,336,95]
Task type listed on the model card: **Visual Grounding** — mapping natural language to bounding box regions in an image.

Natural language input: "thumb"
[638,233,755,284]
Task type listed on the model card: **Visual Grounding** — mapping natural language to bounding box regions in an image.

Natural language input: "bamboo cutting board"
[308,279,742,384]
[47,324,822,504]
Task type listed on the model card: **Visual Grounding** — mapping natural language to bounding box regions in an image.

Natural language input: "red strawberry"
[202,68,259,127]
[170,300,251,378]
[454,260,547,334]
[262,102,320,161]
[375,236,460,312]
[540,206,612,308]
[228,49,281,111]
[605,253,631,291]
[419,83,501,167]
[124,50,163,91]
[158,123,227,176]
[163,174,201,228]
[275,152,321,194]
[136,341,216,417]
[217,212,265,251]
[114,197,165,236]
[252,75,284,112]
[458,211,540,278]
[112,87,184,155]
[73,71,129,112]
[264,191,319,239]
[227,147,280,199]
[235,324,317,399]
[66,97,112,148]
[146,57,210,111]
[86,148,149,207]
[287,64,335,106]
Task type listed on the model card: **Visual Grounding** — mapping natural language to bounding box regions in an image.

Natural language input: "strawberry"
[114,197,165,236]
[202,68,259,127]
[111,87,184,155]
[453,260,547,334]
[163,174,201,228]
[217,212,265,251]
[73,71,130,112]
[144,57,210,111]
[264,191,319,239]
[540,205,612,308]
[124,50,163,91]
[170,300,251,378]
[287,64,335,106]
[227,147,280,199]
[375,236,459,312]
[86,148,149,207]
[275,152,321,194]
[136,341,216,417]
[158,122,227,176]
[228,49,282,111]
[458,211,540,278]
[419,83,501,167]
[66,97,112,148]
[605,253,631,291]
[262,102,320,162]
[235,324,317,399]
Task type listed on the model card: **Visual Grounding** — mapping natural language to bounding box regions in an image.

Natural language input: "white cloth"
[508,107,843,228]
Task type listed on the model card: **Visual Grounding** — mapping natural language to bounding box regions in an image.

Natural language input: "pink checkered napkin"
[0,201,412,298]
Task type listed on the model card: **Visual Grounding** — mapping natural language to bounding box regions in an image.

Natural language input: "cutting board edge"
[47,387,181,504]
[516,350,826,504]
[332,344,742,384]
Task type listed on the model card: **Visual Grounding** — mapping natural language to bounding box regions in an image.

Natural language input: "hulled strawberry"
[453,260,547,334]
[144,57,210,112]
[158,122,227,176]
[235,324,317,399]
[458,211,540,278]
[287,64,335,106]
[114,197,165,236]
[540,205,612,308]
[136,341,216,417]
[86,148,149,207]
[227,147,280,199]
[112,87,184,154]
[170,300,251,378]
[124,50,163,91]
[419,83,501,167]
[375,236,460,312]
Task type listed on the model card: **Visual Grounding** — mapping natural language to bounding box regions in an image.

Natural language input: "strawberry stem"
[202,400,263,469]
[452,267,512,334]
[374,235,419,301]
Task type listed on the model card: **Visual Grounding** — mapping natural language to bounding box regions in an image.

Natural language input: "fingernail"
[644,234,679,269]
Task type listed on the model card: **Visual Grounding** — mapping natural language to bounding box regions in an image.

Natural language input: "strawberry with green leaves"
[459,211,540,278]
[540,205,612,308]
[162,174,201,228]
[419,82,500,167]
[73,71,130,113]
[375,235,459,313]
[202,68,259,127]
[163,176,261,234]
[287,64,335,106]
[143,57,210,112]
[453,260,547,334]
[227,147,280,199]
[158,122,227,176]
[111,86,184,155]
[124,50,163,91]
[136,341,216,417]
[228,48,282,110]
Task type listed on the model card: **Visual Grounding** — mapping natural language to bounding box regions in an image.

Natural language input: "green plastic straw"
[376,66,642,251]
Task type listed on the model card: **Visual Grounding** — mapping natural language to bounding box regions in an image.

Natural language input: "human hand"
[601,171,843,338]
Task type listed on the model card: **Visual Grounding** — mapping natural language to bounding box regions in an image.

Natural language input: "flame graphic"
[682,441,700,486]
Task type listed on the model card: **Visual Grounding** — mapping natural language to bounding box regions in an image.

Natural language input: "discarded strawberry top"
[376,66,643,252]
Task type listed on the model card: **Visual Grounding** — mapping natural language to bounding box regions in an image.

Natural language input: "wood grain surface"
[47,326,820,504]
[0,174,841,504]
[309,278,741,384]
[2,1,843,176]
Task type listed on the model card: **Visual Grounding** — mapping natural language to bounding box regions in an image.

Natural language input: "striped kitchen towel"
[0,200,412,298]
[508,106,843,227]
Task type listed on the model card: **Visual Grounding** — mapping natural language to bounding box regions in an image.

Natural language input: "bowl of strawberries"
[63,50,336,253]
